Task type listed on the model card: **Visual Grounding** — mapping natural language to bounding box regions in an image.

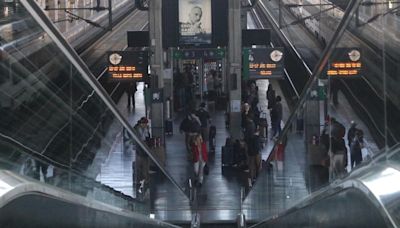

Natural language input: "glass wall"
[0,0,189,217]
[244,0,400,222]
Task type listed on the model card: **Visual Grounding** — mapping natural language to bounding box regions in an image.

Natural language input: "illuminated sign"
[243,47,284,80]
[107,51,148,81]
[173,48,225,60]
[327,48,362,78]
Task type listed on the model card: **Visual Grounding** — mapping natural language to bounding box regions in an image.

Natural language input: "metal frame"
[19,0,189,199]
[44,0,113,30]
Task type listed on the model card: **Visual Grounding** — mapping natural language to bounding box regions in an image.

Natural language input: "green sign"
[173,48,225,60]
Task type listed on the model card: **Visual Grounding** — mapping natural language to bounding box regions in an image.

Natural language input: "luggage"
[165,119,173,135]
[216,94,227,110]
[209,125,216,152]
[222,145,234,166]
[296,118,304,132]
[259,112,268,139]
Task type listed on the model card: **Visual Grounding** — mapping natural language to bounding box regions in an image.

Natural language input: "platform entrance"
[172,48,226,110]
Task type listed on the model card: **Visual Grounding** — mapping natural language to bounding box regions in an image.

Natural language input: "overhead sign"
[179,0,212,44]
[173,48,225,59]
[243,47,284,80]
[327,48,362,78]
[107,51,148,81]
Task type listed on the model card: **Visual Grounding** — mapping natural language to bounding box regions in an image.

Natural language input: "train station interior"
[1,0,400,227]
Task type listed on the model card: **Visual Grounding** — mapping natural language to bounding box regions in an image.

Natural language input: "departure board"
[107,51,148,81]
[327,48,362,78]
[243,47,284,80]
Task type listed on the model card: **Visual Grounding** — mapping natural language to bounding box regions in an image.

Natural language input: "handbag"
[203,163,209,175]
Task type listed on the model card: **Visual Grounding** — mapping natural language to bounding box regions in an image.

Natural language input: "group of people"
[318,118,365,180]
[236,82,283,183]
[241,82,283,141]
[174,67,195,112]
[179,102,212,187]
[225,133,262,184]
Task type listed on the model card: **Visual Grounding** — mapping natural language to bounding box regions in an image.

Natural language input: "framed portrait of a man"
[179,0,212,44]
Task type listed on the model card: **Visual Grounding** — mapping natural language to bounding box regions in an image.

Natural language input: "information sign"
[243,47,284,80]
[107,51,148,81]
[327,48,362,78]
[173,48,225,60]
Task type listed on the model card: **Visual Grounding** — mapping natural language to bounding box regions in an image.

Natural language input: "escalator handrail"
[0,170,179,228]
[249,162,400,228]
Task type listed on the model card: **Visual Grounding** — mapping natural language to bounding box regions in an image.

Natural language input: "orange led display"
[108,65,143,80]
[260,71,272,75]
[328,61,361,77]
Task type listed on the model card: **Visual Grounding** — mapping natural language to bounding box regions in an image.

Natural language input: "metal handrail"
[20,0,189,200]
[0,170,179,228]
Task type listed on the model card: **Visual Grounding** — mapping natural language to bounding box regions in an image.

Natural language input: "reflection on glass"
[0,0,147,215]
[244,0,400,222]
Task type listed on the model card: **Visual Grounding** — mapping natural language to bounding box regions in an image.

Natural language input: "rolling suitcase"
[165,119,173,135]
[221,145,234,166]
[296,118,304,132]
[259,112,268,139]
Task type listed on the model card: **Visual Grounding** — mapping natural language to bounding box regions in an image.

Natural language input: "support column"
[149,0,164,143]
[228,0,242,140]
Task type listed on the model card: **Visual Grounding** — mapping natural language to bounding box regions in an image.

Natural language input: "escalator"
[0,0,190,226]
[249,150,400,227]
[0,170,178,227]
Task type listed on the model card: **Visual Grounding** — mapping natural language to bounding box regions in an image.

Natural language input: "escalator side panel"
[255,188,388,228]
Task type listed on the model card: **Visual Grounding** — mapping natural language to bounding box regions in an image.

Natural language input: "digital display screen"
[107,51,148,81]
[179,0,212,44]
[244,47,284,80]
[327,48,362,78]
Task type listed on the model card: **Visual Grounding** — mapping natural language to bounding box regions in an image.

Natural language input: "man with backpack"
[196,102,211,142]
[180,111,202,161]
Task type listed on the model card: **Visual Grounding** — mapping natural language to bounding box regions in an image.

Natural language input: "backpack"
[180,117,191,132]
[189,115,201,133]
[196,109,209,127]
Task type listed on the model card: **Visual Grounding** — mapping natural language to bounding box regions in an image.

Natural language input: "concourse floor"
[88,79,290,223]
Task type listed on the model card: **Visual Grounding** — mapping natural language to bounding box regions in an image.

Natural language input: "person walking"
[191,134,208,187]
[125,81,137,108]
[134,117,151,190]
[196,102,211,142]
[267,84,276,109]
[347,121,357,148]
[329,135,347,180]
[180,111,201,161]
[350,129,364,168]
[271,96,282,139]
[248,129,261,182]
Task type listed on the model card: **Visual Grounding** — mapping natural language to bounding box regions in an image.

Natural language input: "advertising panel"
[179,0,212,44]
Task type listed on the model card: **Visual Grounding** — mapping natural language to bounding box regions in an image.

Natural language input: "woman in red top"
[191,134,208,187]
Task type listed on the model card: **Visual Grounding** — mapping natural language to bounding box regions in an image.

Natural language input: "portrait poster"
[179,0,212,44]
